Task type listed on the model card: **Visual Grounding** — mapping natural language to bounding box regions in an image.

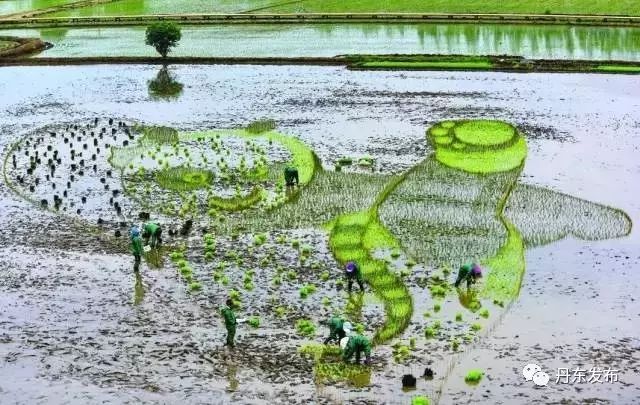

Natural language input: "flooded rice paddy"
[2,23,640,60]
[0,65,639,404]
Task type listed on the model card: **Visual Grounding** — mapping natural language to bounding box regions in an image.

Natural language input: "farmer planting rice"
[323,317,351,345]
[345,261,365,293]
[142,221,162,248]
[129,225,143,272]
[341,330,372,365]
[220,298,246,348]
[284,166,299,187]
[454,263,483,289]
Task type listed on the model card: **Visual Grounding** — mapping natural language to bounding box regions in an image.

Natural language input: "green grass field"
[596,64,640,72]
[40,0,640,17]
[259,0,640,15]
[0,0,76,16]
[358,61,493,70]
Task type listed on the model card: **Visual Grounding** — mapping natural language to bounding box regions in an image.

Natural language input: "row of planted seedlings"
[4,118,139,234]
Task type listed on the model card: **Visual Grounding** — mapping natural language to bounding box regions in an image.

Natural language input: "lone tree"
[145,22,181,58]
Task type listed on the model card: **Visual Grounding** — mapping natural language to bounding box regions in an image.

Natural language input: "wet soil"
[0,65,638,404]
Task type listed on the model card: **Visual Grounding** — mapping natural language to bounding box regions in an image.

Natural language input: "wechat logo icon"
[523,363,549,387]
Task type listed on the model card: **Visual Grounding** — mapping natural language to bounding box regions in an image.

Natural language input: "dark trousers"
[348,277,364,293]
[133,254,141,272]
[226,325,236,347]
[324,329,346,345]
[454,273,473,288]
[355,350,371,365]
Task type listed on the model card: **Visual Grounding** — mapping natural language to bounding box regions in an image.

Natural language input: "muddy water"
[2,23,640,60]
[0,65,639,404]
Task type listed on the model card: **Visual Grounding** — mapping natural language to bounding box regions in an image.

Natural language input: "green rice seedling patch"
[313,362,371,388]
[246,119,276,134]
[453,120,515,147]
[155,166,213,191]
[465,369,484,384]
[295,319,316,337]
[426,120,527,174]
[412,396,431,405]
[139,125,179,145]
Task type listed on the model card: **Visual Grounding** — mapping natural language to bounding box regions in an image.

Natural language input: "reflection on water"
[0,23,639,60]
[133,270,144,305]
[148,66,184,101]
[226,363,239,392]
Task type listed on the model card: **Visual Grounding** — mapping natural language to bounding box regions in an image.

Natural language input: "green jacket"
[220,306,236,329]
[459,264,474,281]
[130,236,143,256]
[342,334,371,360]
[328,317,344,335]
[144,222,160,235]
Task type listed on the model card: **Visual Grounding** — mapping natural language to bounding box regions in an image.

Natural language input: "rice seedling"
[188,282,202,292]
[471,323,482,332]
[424,327,436,339]
[465,369,484,384]
[455,312,463,322]
[411,396,431,405]
[248,316,260,328]
[253,232,268,246]
[479,308,490,318]
[430,285,447,298]
[392,344,411,363]
[295,319,316,337]
[423,311,431,318]
[451,338,460,351]
[274,306,287,318]
[299,284,317,299]
[320,271,330,281]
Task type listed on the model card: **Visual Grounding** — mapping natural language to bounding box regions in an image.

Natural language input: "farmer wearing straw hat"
[454,263,483,289]
[341,330,372,365]
[324,317,351,345]
[345,261,365,293]
[129,225,143,273]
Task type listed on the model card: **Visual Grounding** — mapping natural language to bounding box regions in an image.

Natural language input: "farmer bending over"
[284,166,299,187]
[454,263,482,289]
[142,221,162,248]
[341,333,372,365]
[129,225,143,272]
[324,317,352,345]
[345,261,365,293]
